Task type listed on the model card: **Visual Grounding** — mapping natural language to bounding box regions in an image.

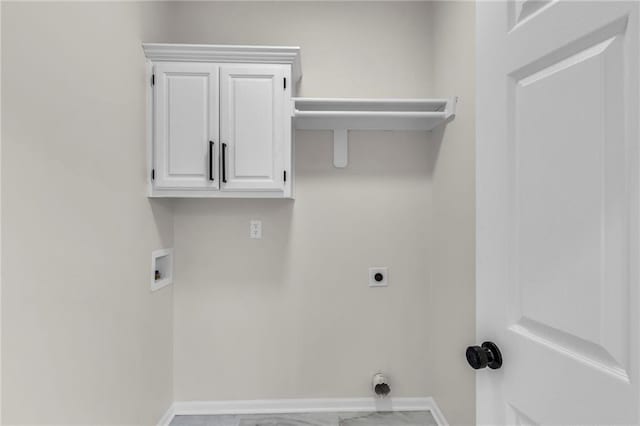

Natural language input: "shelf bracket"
[333,129,348,168]
[444,96,458,122]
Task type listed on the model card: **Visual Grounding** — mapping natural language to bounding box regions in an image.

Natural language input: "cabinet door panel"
[154,62,219,190]
[220,65,289,191]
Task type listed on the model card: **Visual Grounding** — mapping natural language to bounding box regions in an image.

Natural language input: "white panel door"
[477,1,639,424]
[220,65,289,191]
[154,62,219,190]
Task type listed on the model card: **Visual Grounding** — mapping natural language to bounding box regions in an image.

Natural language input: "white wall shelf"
[293,97,457,167]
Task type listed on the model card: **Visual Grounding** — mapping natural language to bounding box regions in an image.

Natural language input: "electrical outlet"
[369,267,388,287]
[250,220,262,239]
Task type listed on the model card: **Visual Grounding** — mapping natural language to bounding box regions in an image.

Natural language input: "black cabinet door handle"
[221,142,227,183]
[209,141,215,181]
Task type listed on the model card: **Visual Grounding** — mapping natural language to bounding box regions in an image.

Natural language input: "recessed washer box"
[151,248,173,291]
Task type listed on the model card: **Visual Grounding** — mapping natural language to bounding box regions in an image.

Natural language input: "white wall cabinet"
[153,62,219,191]
[144,44,301,198]
[220,66,288,192]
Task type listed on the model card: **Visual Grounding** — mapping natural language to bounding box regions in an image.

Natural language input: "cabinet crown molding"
[142,43,302,82]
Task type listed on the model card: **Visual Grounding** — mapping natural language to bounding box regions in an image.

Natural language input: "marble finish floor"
[170,411,437,426]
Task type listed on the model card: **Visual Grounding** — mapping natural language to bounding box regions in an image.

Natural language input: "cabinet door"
[219,65,290,191]
[153,62,219,190]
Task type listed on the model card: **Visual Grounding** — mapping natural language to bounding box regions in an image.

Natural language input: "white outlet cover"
[369,267,388,287]
[250,220,262,239]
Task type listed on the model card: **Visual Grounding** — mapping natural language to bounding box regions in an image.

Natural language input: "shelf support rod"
[333,129,348,168]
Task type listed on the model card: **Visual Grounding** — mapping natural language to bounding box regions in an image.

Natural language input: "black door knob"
[466,341,503,370]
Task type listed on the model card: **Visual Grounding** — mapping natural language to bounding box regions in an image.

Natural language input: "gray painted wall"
[2,2,174,424]
[1,2,475,424]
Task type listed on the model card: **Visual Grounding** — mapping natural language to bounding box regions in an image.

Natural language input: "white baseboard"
[161,397,447,426]
[157,404,175,426]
